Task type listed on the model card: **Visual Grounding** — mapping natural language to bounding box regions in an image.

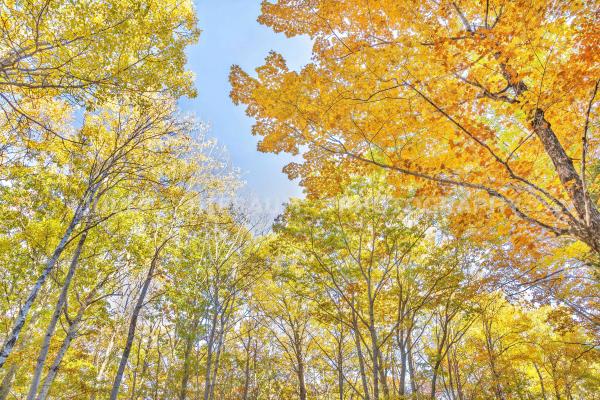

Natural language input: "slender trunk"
[483,320,505,400]
[153,336,162,400]
[129,333,144,400]
[489,357,505,400]
[407,330,417,395]
[241,331,255,400]
[242,342,251,400]
[336,331,344,400]
[398,329,407,397]
[0,202,88,368]
[351,307,370,400]
[109,248,161,400]
[378,349,389,399]
[0,363,17,400]
[296,358,307,400]
[27,229,89,400]
[551,366,562,400]
[293,329,307,400]
[208,324,225,400]
[533,363,547,400]
[368,303,379,400]
[446,351,456,400]
[430,359,441,400]
[452,348,464,400]
[202,310,218,400]
[90,326,118,400]
[251,341,258,400]
[135,328,154,400]
[180,317,198,400]
[36,304,86,400]
[38,268,109,400]
[431,313,450,400]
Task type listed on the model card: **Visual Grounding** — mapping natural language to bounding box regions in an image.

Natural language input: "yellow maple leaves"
[231,0,600,256]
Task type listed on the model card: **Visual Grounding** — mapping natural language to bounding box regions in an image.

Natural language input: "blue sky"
[179,0,312,212]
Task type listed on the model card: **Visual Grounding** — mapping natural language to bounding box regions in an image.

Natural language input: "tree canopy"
[0,1,598,399]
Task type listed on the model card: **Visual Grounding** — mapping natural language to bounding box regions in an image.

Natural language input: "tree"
[254,247,314,400]
[271,175,473,399]
[1,3,599,399]
[0,0,199,138]
[230,0,600,256]
[0,97,195,369]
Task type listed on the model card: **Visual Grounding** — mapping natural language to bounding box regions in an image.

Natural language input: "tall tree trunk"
[407,331,417,395]
[153,334,163,400]
[27,228,89,400]
[0,363,17,400]
[128,333,144,400]
[133,327,154,400]
[242,345,251,400]
[241,333,253,400]
[398,329,407,397]
[180,314,199,400]
[533,363,548,400]
[296,358,307,400]
[336,330,344,400]
[293,328,307,400]
[445,351,457,400]
[451,348,464,400]
[109,246,162,400]
[208,323,226,400]
[368,302,380,400]
[430,359,442,400]
[202,310,219,400]
[378,349,389,399]
[179,336,194,400]
[37,267,111,400]
[0,197,91,368]
[90,325,119,400]
[351,306,370,400]
[483,319,505,400]
[36,299,88,400]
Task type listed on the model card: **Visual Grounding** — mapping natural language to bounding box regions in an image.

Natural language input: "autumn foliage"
[231,0,600,254]
[0,1,598,399]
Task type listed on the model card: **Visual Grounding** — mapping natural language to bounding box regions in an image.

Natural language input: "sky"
[179,0,313,214]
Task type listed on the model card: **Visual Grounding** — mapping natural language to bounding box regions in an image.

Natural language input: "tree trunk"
[532,108,600,252]
[36,300,88,400]
[297,359,307,400]
[293,328,307,400]
[153,335,163,400]
[90,325,119,400]
[398,330,407,397]
[408,337,417,395]
[431,359,442,400]
[242,345,251,400]
[368,306,380,400]
[336,331,344,400]
[37,266,111,400]
[533,363,547,400]
[208,323,226,400]
[128,333,144,400]
[27,229,89,400]
[0,202,88,368]
[202,310,219,400]
[378,350,389,399]
[0,363,17,400]
[109,247,162,400]
[351,307,370,400]
[179,317,198,400]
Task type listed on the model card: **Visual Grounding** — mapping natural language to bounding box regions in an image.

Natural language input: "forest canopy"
[0,1,598,399]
